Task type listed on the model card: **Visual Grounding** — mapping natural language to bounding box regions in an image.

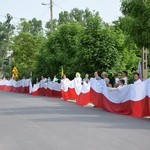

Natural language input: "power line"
[0,14,20,20]
[36,6,48,19]
[0,0,66,24]
[53,2,65,11]
[37,7,49,22]
[56,0,67,5]
[0,14,48,24]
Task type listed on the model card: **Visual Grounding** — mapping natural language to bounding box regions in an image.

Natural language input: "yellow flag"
[12,67,19,80]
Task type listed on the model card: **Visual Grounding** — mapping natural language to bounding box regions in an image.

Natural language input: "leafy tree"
[36,22,83,79]
[58,8,100,26]
[0,8,140,81]
[35,8,139,80]
[120,0,150,48]
[0,14,15,67]
[120,0,150,70]
[9,18,44,78]
[18,18,43,36]
[45,19,58,32]
[0,14,15,78]
[79,21,119,75]
[58,11,70,24]
[12,32,44,78]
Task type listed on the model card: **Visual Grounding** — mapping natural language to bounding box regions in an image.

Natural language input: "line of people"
[61,71,142,90]
[34,70,142,92]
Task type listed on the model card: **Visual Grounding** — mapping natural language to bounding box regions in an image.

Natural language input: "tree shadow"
[0,96,149,131]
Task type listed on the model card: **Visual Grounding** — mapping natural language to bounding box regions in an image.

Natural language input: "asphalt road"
[0,91,149,150]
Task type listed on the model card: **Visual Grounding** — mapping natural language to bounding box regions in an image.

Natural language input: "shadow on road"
[0,92,149,131]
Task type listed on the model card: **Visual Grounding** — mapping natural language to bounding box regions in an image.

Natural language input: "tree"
[120,0,150,70]
[9,18,44,78]
[0,14,15,67]
[36,22,83,79]
[18,18,43,36]
[35,8,139,80]
[12,32,44,78]
[45,19,57,32]
[120,0,150,48]
[79,18,120,75]
[0,14,15,78]
[58,8,101,26]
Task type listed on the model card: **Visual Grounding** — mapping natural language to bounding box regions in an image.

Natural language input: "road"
[0,91,149,150]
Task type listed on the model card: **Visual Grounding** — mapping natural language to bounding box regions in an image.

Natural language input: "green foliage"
[58,8,102,26]
[18,18,43,36]
[36,8,139,79]
[0,14,15,58]
[120,0,150,48]
[12,32,44,78]
[0,14,15,76]
[36,22,84,79]
[120,0,150,72]
[1,8,141,81]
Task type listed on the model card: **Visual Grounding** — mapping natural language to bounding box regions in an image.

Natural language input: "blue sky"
[0,0,122,24]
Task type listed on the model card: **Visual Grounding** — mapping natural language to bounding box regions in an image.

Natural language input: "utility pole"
[42,0,53,30]
[142,47,148,80]
[50,0,53,22]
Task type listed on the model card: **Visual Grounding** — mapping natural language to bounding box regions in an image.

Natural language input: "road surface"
[0,91,149,150]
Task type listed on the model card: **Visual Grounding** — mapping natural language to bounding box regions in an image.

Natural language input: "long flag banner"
[0,78,31,93]
[0,78,150,118]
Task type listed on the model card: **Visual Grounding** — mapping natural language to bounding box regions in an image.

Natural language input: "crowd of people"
[1,70,142,91]
[54,70,141,90]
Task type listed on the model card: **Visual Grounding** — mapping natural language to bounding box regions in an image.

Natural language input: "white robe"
[134,79,142,84]
[122,77,128,85]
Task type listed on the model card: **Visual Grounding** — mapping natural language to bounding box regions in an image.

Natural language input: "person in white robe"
[74,72,82,87]
[133,72,142,84]
[101,72,110,86]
